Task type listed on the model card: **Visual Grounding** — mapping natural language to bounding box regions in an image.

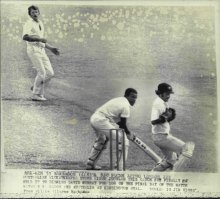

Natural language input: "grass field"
[1,3,217,172]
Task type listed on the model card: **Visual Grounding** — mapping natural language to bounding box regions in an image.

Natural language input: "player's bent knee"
[50,71,55,77]
[182,141,195,158]
[94,137,108,150]
[47,72,54,79]
[38,72,46,79]
[93,142,103,150]
[103,137,109,149]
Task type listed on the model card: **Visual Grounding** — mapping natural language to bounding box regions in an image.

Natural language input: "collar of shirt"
[28,17,41,24]
[156,96,169,108]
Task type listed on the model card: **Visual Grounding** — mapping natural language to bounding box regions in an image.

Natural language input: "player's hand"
[167,108,176,122]
[160,108,176,123]
[126,133,134,141]
[51,47,60,55]
[126,133,132,140]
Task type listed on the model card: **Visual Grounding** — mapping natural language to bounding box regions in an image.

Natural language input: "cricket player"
[23,5,60,101]
[151,83,195,171]
[86,88,138,170]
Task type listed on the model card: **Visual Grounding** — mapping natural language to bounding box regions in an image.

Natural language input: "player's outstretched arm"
[151,116,166,125]
[23,34,47,43]
[117,117,131,136]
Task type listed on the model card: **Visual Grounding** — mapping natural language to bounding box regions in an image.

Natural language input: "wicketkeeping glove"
[160,108,176,123]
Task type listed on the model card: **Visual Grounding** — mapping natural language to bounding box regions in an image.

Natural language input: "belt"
[28,42,45,50]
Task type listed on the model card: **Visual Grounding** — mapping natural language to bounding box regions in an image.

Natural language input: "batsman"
[86,88,138,170]
[151,83,195,171]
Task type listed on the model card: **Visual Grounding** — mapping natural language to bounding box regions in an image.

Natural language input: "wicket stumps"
[109,129,126,171]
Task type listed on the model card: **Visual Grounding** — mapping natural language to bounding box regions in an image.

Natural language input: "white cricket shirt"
[23,18,45,50]
[95,97,131,123]
[151,96,170,134]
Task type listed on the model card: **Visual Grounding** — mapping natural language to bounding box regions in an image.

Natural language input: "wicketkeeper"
[86,88,138,170]
[151,83,195,171]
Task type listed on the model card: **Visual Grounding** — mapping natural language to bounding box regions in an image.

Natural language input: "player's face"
[127,92,137,106]
[160,92,171,102]
[30,9,40,22]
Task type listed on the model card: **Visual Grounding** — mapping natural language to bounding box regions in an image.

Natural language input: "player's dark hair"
[28,5,40,16]
[124,88,137,97]
[155,90,161,95]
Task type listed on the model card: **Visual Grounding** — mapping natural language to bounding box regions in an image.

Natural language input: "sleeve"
[22,21,32,37]
[120,105,130,118]
[151,103,162,121]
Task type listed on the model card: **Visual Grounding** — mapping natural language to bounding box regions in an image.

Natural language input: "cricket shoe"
[86,164,102,170]
[152,162,173,172]
[39,95,47,101]
[32,94,47,101]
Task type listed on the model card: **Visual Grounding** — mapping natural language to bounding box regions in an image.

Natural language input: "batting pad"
[173,142,195,171]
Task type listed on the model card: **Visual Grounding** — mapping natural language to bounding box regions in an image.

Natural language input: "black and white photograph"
[1,0,220,197]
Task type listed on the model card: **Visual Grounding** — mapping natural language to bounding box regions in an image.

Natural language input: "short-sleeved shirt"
[95,97,131,123]
[151,97,170,134]
[23,18,46,49]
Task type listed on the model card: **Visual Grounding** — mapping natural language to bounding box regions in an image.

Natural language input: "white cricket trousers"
[152,133,185,165]
[27,47,54,96]
[88,112,129,170]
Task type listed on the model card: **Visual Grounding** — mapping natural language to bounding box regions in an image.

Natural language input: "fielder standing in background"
[151,83,195,171]
[86,88,138,170]
[23,5,60,101]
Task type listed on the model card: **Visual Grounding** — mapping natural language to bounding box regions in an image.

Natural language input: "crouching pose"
[86,88,138,170]
[151,83,195,171]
